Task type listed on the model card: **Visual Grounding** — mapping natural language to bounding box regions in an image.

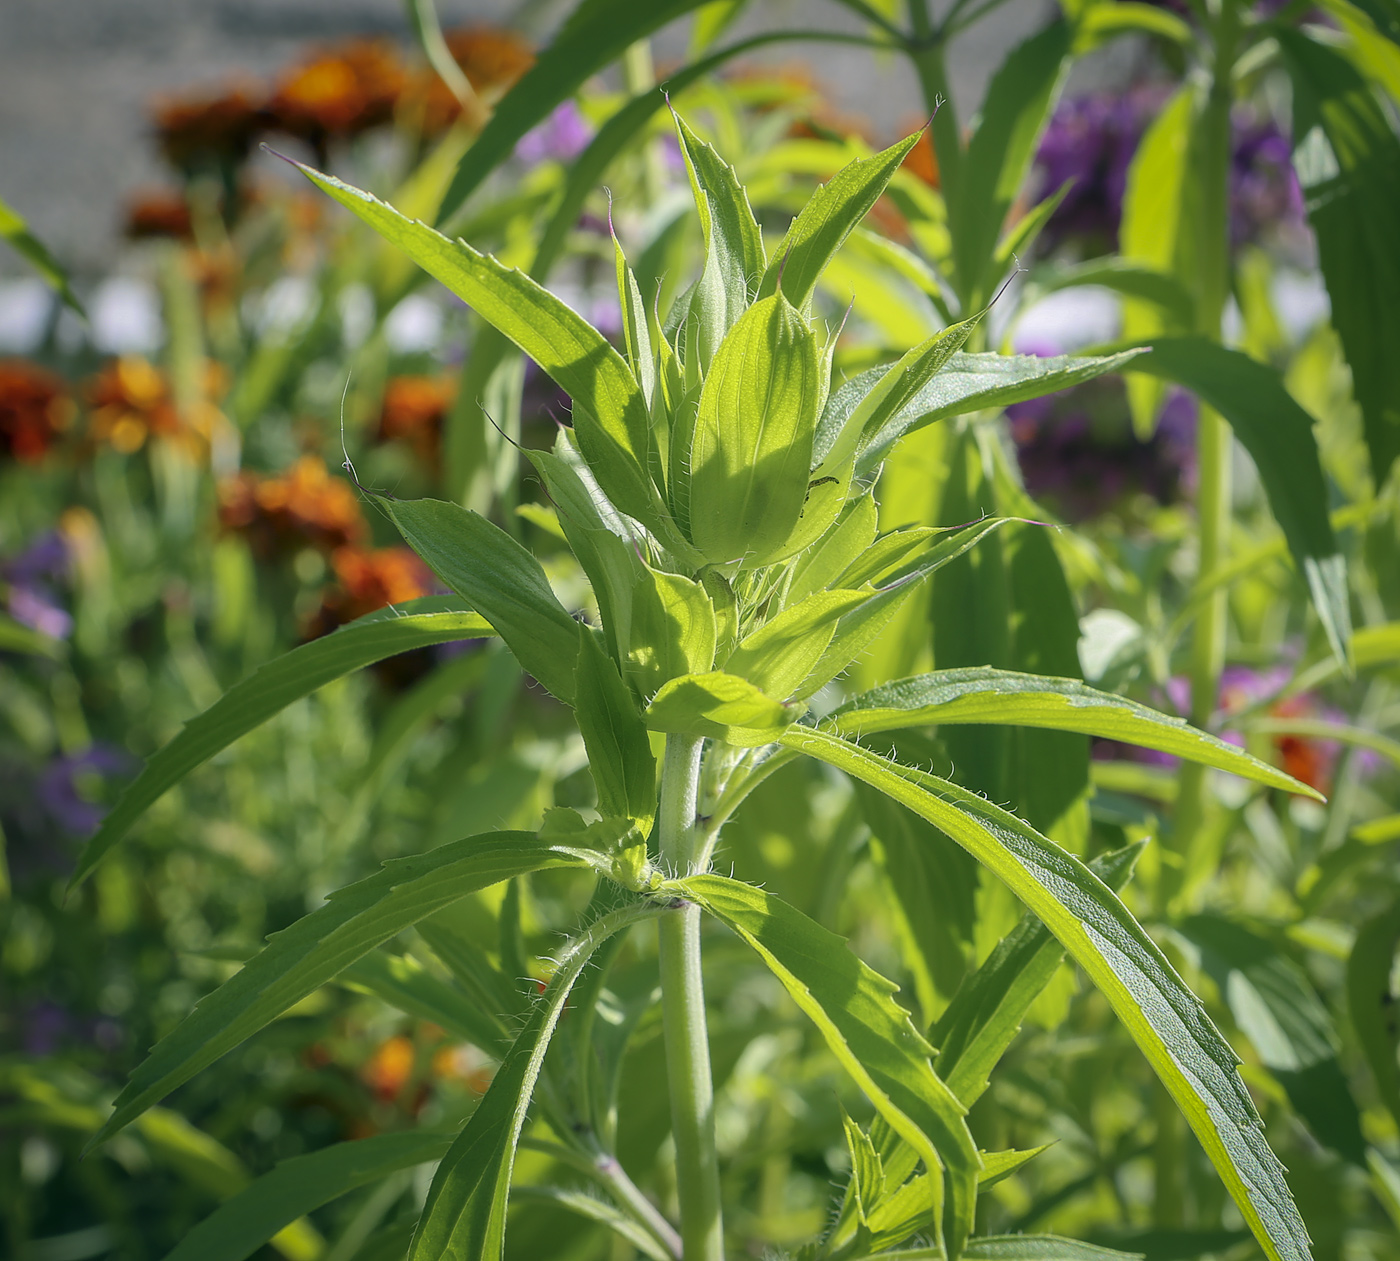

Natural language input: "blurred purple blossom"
[515,100,594,166]
[36,744,134,836]
[3,531,72,640]
[1007,377,1196,520]
[1032,92,1306,256]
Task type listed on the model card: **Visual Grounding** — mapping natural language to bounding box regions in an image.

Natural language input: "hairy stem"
[657,735,723,1260]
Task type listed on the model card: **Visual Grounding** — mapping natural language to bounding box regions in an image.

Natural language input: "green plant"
[73,117,1332,1261]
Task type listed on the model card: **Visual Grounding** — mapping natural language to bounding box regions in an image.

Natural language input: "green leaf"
[295,162,671,538]
[962,1237,1144,1261]
[1277,28,1400,485]
[842,1110,888,1225]
[1028,258,1195,328]
[843,348,1146,475]
[93,831,592,1146]
[0,193,85,314]
[510,1185,671,1260]
[951,21,1071,303]
[825,665,1322,799]
[780,726,1313,1261]
[71,599,492,887]
[673,110,765,364]
[408,900,658,1260]
[687,292,822,566]
[435,0,712,222]
[645,671,798,747]
[575,631,658,837]
[673,873,981,1256]
[377,496,582,703]
[1118,84,1196,436]
[757,132,924,309]
[614,231,656,409]
[931,843,1143,1107]
[1176,913,1366,1164]
[1346,896,1400,1131]
[977,1144,1054,1190]
[723,589,869,699]
[1126,337,1351,666]
[163,1132,453,1261]
[0,612,63,657]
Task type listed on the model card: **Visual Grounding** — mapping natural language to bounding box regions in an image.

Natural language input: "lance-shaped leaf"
[435,0,712,222]
[575,631,658,837]
[1126,337,1350,666]
[779,726,1313,1261]
[164,1131,455,1261]
[673,110,766,364]
[0,193,85,314]
[687,291,821,566]
[1176,914,1366,1165]
[71,598,493,887]
[787,494,879,606]
[933,842,1143,1106]
[377,496,582,704]
[757,132,923,309]
[409,900,659,1260]
[295,163,671,539]
[963,1238,1145,1260]
[93,831,592,1146]
[645,671,798,747]
[825,666,1321,799]
[951,21,1071,304]
[1277,28,1400,486]
[842,348,1146,476]
[672,874,981,1256]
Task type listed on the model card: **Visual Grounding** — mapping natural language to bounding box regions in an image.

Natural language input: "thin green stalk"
[905,0,962,202]
[657,735,723,1261]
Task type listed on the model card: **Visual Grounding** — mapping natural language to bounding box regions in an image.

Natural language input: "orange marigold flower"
[407,27,536,135]
[152,85,266,173]
[901,130,940,189]
[377,374,454,463]
[86,357,184,454]
[1269,694,1337,795]
[0,361,76,464]
[124,190,194,241]
[332,545,435,618]
[266,40,406,148]
[363,1034,416,1101]
[218,454,368,556]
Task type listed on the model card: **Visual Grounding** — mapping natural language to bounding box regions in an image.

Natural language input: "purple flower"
[515,100,593,166]
[3,531,72,640]
[1006,376,1196,521]
[1230,112,1306,247]
[36,744,134,836]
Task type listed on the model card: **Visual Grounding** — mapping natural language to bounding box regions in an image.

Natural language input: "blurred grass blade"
[163,1131,454,1261]
[1277,28,1400,486]
[0,193,85,314]
[377,496,582,703]
[780,726,1313,1261]
[1346,897,1400,1131]
[71,599,493,888]
[932,843,1144,1107]
[93,831,593,1146]
[436,0,712,223]
[826,665,1321,798]
[409,901,658,1260]
[1125,337,1350,667]
[673,873,980,1257]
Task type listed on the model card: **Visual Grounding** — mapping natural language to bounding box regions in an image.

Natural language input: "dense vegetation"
[3,1,1399,1259]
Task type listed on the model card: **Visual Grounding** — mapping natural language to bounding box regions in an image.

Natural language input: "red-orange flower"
[123,190,194,241]
[362,1034,416,1101]
[377,374,455,463]
[324,545,436,623]
[0,361,76,463]
[152,85,266,173]
[901,130,941,189]
[265,40,406,150]
[218,454,368,556]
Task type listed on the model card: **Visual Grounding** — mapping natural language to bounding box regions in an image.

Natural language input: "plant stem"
[657,735,723,1261]
[906,0,962,201]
